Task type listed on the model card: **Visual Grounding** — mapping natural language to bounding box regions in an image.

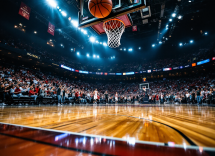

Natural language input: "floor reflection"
[0,123,213,156]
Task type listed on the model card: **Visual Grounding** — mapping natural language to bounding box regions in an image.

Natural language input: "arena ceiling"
[1,0,215,64]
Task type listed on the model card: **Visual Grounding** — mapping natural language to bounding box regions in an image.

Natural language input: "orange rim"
[103,18,125,28]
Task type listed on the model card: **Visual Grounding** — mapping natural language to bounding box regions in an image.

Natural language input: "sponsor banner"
[79,71,88,74]
[96,72,103,75]
[184,64,190,68]
[125,72,134,75]
[75,70,79,72]
[147,70,151,73]
[61,65,72,71]
[157,69,162,71]
[19,2,31,20]
[173,67,179,70]
[180,66,183,69]
[143,71,147,73]
[212,57,215,60]
[132,25,137,31]
[163,68,172,71]
[47,22,55,36]
[104,73,108,75]
[123,73,126,75]
[153,69,157,72]
[108,73,115,75]
[27,52,40,59]
[192,63,196,67]
[197,59,210,65]
[116,73,122,75]
[82,16,88,21]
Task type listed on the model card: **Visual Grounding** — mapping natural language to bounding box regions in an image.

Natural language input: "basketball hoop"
[103,19,125,48]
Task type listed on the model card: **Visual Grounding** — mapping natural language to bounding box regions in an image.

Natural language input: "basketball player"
[115,92,118,104]
[93,89,98,104]
[105,90,108,104]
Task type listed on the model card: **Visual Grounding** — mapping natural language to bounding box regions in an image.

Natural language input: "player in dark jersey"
[105,90,108,104]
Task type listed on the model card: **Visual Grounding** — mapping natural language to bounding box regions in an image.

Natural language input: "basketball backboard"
[139,83,149,90]
[79,0,146,34]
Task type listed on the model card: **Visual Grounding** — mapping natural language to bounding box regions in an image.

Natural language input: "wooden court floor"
[0,104,215,147]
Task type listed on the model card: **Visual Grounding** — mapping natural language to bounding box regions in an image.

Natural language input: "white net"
[103,19,125,48]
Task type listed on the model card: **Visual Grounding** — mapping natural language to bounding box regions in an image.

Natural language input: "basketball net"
[103,19,125,48]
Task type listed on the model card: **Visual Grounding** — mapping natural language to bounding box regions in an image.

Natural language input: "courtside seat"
[11,96,36,105]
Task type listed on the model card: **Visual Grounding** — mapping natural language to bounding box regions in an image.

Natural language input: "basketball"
[88,0,112,18]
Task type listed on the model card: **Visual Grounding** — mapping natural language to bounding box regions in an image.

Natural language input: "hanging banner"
[18,2,31,20]
[47,22,55,36]
[132,25,137,31]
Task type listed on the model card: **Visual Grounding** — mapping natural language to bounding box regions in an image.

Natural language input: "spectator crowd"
[1,64,215,106]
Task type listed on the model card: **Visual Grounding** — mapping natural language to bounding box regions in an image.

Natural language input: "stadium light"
[71,48,73,51]
[190,40,193,43]
[93,54,96,58]
[34,31,37,34]
[120,48,122,51]
[96,40,99,43]
[139,47,141,50]
[97,55,99,58]
[86,53,89,57]
[128,48,133,52]
[59,9,61,12]
[100,42,102,44]
[172,13,176,17]
[71,20,78,27]
[113,56,115,58]
[90,37,95,43]
[159,41,162,44]
[57,6,59,9]
[189,0,191,2]
[178,15,182,19]
[60,44,63,46]
[83,30,87,34]
[61,11,67,17]
[169,19,172,22]
[124,48,126,51]
[47,0,57,8]
[205,32,208,35]
[103,42,107,46]
[77,52,80,55]
[152,44,155,47]
[179,43,183,46]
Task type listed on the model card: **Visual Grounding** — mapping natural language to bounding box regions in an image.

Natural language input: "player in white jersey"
[93,89,98,104]
[115,92,118,104]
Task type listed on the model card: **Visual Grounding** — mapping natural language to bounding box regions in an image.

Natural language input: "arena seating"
[0,28,215,73]
[1,63,215,105]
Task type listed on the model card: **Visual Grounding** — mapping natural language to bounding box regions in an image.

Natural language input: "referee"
[105,90,108,104]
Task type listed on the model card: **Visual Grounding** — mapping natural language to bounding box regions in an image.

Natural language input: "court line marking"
[97,113,197,146]
[0,122,215,152]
